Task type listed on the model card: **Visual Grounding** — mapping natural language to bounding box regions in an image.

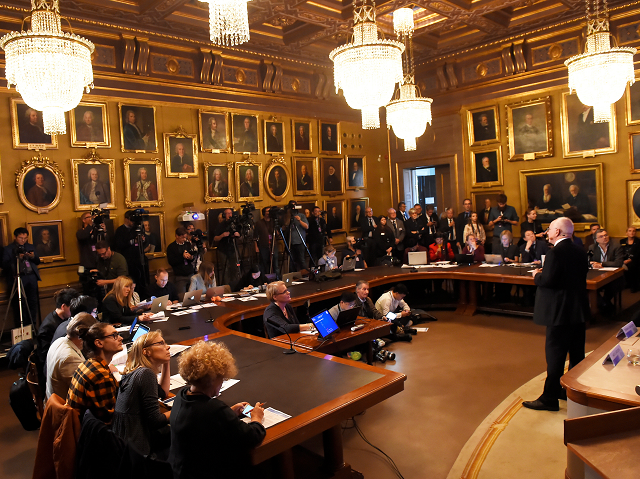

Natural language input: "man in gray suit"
[523,217,590,411]
[386,208,405,260]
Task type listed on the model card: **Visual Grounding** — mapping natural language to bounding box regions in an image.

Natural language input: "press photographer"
[167,227,198,295]
[113,209,150,298]
[254,206,279,277]
[213,207,245,286]
[307,206,332,267]
[76,209,109,291]
[286,201,309,273]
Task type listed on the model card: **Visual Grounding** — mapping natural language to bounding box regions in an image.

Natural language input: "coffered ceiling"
[0,0,632,66]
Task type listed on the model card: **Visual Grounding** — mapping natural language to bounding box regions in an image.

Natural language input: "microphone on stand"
[265,318,296,355]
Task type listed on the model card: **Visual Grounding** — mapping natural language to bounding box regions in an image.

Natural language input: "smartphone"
[385,312,397,320]
[242,404,254,417]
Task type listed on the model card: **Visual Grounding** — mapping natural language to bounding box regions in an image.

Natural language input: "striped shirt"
[66,357,118,423]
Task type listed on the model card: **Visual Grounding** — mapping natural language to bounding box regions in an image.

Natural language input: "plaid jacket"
[66,357,118,423]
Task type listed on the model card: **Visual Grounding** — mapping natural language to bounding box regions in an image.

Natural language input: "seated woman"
[373,216,395,263]
[236,264,270,291]
[101,276,152,325]
[343,236,367,269]
[461,234,485,263]
[188,261,216,293]
[317,245,338,271]
[168,341,266,479]
[496,231,519,263]
[113,330,171,457]
[462,212,486,246]
[428,233,454,263]
[263,281,314,338]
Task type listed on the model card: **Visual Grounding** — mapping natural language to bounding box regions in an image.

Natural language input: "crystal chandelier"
[0,0,94,136]
[329,0,404,129]
[386,8,433,151]
[564,0,635,123]
[199,0,251,47]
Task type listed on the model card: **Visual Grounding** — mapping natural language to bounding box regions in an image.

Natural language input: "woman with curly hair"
[168,341,265,479]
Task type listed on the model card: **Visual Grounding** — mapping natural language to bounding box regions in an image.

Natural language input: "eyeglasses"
[145,340,167,348]
[275,289,290,296]
[101,332,121,340]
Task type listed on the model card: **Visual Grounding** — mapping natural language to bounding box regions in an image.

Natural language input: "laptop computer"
[454,253,474,265]
[182,289,203,307]
[335,307,359,328]
[282,272,302,285]
[150,295,170,313]
[122,318,150,349]
[205,286,225,300]
[407,251,428,265]
[342,256,356,272]
[310,309,339,339]
[484,254,502,264]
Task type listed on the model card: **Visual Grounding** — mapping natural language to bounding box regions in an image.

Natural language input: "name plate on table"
[617,321,638,339]
[603,344,625,366]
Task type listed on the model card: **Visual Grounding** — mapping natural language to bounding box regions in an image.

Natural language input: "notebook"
[150,295,170,313]
[282,272,302,285]
[182,289,203,307]
[484,254,502,264]
[335,307,360,328]
[310,309,339,339]
[407,251,428,265]
[342,256,356,272]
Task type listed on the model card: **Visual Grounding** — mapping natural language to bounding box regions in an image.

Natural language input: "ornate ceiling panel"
[0,0,632,66]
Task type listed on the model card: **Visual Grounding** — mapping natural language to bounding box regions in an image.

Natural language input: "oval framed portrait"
[16,157,65,212]
[264,159,290,201]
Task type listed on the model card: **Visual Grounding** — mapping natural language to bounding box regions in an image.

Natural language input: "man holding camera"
[487,194,519,252]
[287,204,309,272]
[214,208,241,287]
[2,227,41,327]
[77,211,108,293]
[167,227,198,296]
[113,210,149,299]
[254,207,279,277]
[93,241,128,294]
[307,206,332,268]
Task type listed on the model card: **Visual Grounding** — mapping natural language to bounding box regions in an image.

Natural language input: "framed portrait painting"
[292,157,318,196]
[204,162,233,203]
[320,157,344,195]
[235,160,263,202]
[629,132,640,173]
[467,105,499,146]
[264,121,285,154]
[71,157,116,211]
[292,119,313,153]
[628,180,640,228]
[561,92,616,157]
[199,110,230,153]
[470,189,504,222]
[143,212,166,258]
[123,158,164,208]
[296,200,318,220]
[164,131,198,178]
[0,212,9,250]
[10,98,57,149]
[506,96,553,161]
[118,103,158,153]
[28,220,64,262]
[519,163,603,227]
[324,199,346,233]
[470,148,503,188]
[16,156,64,213]
[319,121,340,154]
[265,159,290,201]
[349,197,369,232]
[69,101,111,148]
[346,156,366,189]
[232,113,260,153]
[626,80,640,126]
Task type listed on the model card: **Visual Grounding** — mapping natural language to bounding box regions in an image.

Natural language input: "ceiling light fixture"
[329,0,404,129]
[199,0,251,47]
[0,0,95,136]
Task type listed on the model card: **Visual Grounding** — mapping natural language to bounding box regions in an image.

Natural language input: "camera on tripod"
[15,244,26,256]
[130,208,149,226]
[190,229,207,253]
[91,207,110,226]
[227,203,255,236]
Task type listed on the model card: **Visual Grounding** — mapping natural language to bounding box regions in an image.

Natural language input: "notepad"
[241,407,291,428]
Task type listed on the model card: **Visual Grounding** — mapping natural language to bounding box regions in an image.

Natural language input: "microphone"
[265,318,296,355]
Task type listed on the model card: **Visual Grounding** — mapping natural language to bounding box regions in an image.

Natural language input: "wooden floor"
[0,297,631,479]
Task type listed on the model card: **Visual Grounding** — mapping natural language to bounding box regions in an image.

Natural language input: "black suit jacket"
[533,238,590,326]
[456,212,472,245]
[520,239,549,262]
[438,218,456,241]
[263,303,300,339]
[360,216,378,239]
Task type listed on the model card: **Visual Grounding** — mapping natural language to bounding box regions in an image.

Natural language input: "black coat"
[533,238,590,326]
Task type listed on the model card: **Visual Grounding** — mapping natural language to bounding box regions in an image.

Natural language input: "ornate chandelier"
[564,0,635,123]
[199,0,251,47]
[329,0,404,129]
[386,8,432,151]
[0,0,94,136]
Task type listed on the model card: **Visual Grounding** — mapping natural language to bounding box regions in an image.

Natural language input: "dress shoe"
[558,390,567,401]
[522,399,559,411]
[404,327,417,335]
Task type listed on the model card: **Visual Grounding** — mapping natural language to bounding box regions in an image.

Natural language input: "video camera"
[227,203,255,236]
[130,208,149,226]
[91,207,110,226]
[190,229,207,253]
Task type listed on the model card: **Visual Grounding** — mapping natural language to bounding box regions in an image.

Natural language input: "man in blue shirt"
[487,194,519,251]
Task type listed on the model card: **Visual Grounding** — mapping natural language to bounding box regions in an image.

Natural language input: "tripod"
[284,211,316,273]
[0,256,35,345]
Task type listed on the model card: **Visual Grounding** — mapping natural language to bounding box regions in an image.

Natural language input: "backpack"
[9,376,40,431]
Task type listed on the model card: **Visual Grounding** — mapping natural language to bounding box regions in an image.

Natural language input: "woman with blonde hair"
[101,276,152,325]
[263,281,314,338]
[188,261,217,293]
[168,341,265,479]
[113,330,171,456]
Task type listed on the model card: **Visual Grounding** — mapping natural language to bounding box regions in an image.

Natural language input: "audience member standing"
[456,199,473,250]
[307,207,332,268]
[438,208,457,253]
[386,208,405,260]
[487,194,519,252]
[213,208,241,287]
[167,227,197,296]
[463,212,486,246]
[288,207,309,272]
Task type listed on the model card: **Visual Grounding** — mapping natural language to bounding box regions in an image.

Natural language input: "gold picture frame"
[71,152,117,211]
[143,211,166,259]
[470,147,503,188]
[292,119,313,153]
[204,162,233,203]
[10,98,58,150]
[349,197,369,232]
[264,158,290,201]
[15,154,65,213]
[164,127,199,178]
[27,220,64,262]
[346,155,366,190]
[264,120,286,155]
[118,103,158,153]
[320,157,345,196]
[560,92,617,157]
[628,180,640,228]
[629,132,640,174]
[123,158,164,208]
[199,110,230,153]
[231,113,260,154]
[319,121,341,155]
[505,96,553,161]
[235,159,263,202]
[292,157,318,196]
[0,212,10,250]
[519,163,604,228]
[625,79,640,126]
[69,101,111,148]
[0,155,4,204]
[470,189,504,220]
[467,105,500,146]
[324,198,346,233]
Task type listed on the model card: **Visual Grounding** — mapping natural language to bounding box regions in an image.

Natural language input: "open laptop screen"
[130,322,150,343]
[310,310,339,339]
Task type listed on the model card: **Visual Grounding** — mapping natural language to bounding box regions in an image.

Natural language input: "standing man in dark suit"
[360,207,378,265]
[456,199,473,250]
[386,208,405,260]
[438,208,457,253]
[480,198,494,254]
[422,205,438,247]
[307,207,332,268]
[522,217,590,411]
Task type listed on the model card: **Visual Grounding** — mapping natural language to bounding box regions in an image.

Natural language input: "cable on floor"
[350,415,405,479]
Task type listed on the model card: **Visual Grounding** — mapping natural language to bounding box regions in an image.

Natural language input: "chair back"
[26,350,44,419]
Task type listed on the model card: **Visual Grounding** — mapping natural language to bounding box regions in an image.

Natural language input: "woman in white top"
[188,261,217,292]
[462,212,486,245]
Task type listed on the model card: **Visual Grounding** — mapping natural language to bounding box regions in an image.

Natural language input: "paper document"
[150,311,165,320]
[242,407,291,428]
[169,344,191,356]
[253,293,267,298]
[221,297,236,302]
[115,325,130,332]
[479,263,499,267]
[414,327,429,332]
[219,378,239,394]
[291,281,305,285]
[222,293,235,297]
[598,267,619,271]
[166,374,187,391]
[201,303,218,308]
[354,268,365,272]
[237,296,258,302]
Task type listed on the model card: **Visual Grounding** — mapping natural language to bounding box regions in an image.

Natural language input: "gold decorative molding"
[476,63,488,78]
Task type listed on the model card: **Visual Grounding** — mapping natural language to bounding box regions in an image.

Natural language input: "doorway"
[401,164,451,217]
